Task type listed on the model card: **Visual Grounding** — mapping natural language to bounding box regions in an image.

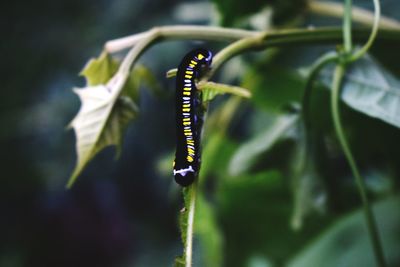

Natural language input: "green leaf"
[290,127,326,231]
[217,170,328,265]
[199,82,251,103]
[211,0,267,26]
[196,193,223,267]
[228,113,299,176]
[288,196,400,267]
[211,0,305,26]
[217,173,396,266]
[242,68,305,112]
[291,163,326,231]
[80,51,119,86]
[67,84,138,188]
[124,65,163,101]
[134,65,163,96]
[200,131,238,180]
[173,257,185,267]
[167,74,251,102]
[68,51,159,187]
[320,55,400,129]
[80,50,158,101]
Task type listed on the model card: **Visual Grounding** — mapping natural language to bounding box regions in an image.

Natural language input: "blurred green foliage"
[211,0,306,26]
[180,0,400,265]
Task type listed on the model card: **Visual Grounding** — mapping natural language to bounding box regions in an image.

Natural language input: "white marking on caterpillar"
[173,165,195,176]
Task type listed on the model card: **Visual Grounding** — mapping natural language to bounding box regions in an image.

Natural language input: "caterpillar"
[173,48,213,187]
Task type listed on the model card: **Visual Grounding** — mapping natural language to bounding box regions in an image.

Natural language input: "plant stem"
[106,26,400,55]
[350,0,381,61]
[331,65,387,267]
[118,29,159,77]
[203,33,266,80]
[308,0,400,30]
[204,27,400,82]
[301,52,338,131]
[343,0,353,52]
[185,180,198,267]
[109,27,400,94]
[105,26,258,53]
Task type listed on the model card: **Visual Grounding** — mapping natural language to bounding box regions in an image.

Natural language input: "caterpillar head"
[195,48,212,66]
[194,49,212,78]
[174,172,195,187]
[174,165,196,187]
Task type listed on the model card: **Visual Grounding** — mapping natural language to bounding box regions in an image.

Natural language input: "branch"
[308,0,400,30]
[201,27,400,82]
[105,26,258,53]
[350,0,381,61]
[185,181,197,267]
[331,64,387,267]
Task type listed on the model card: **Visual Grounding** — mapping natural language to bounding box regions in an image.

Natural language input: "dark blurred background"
[1,0,199,266]
[1,0,400,266]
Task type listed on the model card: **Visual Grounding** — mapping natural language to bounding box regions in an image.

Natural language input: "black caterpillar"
[173,48,213,186]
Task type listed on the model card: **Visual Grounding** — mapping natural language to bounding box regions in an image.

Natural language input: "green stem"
[119,30,159,77]
[331,65,386,267]
[302,52,338,131]
[113,27,400,94]
[308,0,400,30]
[343,0,353,52]
[185,180,198,267]
[105,26,258,53]
[203,27,400,83]
[350,0,381,61]
[107,26,400,56]
[204,33,266,80]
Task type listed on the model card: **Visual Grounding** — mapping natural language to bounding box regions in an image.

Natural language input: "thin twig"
[331,65,387,267]
[350,0,381,61]
[105,26,258,53]
[308,0,400,30]
[185,181,198,267]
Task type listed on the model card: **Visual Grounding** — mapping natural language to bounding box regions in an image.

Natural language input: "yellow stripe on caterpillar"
[187,140,194,145]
